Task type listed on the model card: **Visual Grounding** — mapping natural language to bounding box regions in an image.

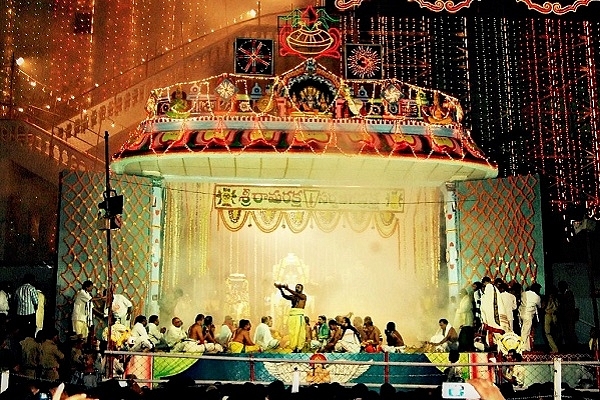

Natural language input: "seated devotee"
[216,315,234,349]
[323,319,341,352]
[427,318,459,352]
[103,320,131,350]
[381,321,406,353]
[202,315,223,353]
[188,314,205,342]
[164,315,202,353]
[361,316,382,353]
[229,319,260,353]
[254,316,281,352]
[334,317,361,353]
[130,315,153,352]
[147,315,169,350]
[164,317,188,352]
[311,315,330,352]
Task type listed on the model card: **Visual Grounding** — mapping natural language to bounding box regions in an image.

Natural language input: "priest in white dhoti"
[480,277,510,348]
[130,315,153,352]
[428,318,459,352]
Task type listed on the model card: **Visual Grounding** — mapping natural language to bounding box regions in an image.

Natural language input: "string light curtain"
[161,181,211,292]
[159,182,444,316]
[338,5,600,229]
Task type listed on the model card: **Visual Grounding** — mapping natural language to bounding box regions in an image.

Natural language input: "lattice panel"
[455,175,544,288]
[55,171,155,339]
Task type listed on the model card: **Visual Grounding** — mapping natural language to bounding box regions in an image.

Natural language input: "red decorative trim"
[411,0,474,13]
[332,0,593,15]
[516,0,592,14]
[334,0,364,11]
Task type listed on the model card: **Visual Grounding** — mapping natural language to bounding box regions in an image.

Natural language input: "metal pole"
[553,358,562,400]
[104,131,115,375]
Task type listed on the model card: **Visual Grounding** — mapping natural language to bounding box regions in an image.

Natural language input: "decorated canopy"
[113,59,496,186]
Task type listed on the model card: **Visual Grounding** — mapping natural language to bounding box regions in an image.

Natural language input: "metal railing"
[0,120,104,183]
[101,350,600,399]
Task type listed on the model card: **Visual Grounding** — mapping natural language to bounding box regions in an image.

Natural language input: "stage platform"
[116,351,595,388]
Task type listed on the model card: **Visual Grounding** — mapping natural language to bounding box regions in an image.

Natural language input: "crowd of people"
[458,277,580,354]
[97,283,407,355]
[0,275,590,400]
[88,277,583,358]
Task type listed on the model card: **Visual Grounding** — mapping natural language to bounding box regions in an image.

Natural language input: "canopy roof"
[112,59,497,187]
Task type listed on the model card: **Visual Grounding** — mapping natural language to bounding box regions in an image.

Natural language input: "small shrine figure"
[422,92,454,125]
[166,85,191,119]
[144,90,158,118]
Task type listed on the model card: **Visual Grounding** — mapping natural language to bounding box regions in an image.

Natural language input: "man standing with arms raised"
[276,283,307,352]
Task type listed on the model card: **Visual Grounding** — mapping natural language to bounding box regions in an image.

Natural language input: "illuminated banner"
[214,185,405,212]
[344,44,383,80]
[234,38,274,75]
[278,6,341,60]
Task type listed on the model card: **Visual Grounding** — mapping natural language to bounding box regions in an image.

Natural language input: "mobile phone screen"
[441,382,480,399]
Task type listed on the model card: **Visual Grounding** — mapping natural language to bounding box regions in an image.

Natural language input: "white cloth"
[72,289,93,326]
[500,291,517,331]
[253,323,280,351]
[0,290,9,314]
[519,290,541,351]
[454,294,474,328]
[216,324,232,347]
[111,294,133,323]
[203,342,223,353]
[130,322,153,351]
[164,325,187,348]
[381,344,406,353]
[335,328,361,353]
[481,284,510,331]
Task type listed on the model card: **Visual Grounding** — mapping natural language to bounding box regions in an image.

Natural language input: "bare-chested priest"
[275,283,307,352]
